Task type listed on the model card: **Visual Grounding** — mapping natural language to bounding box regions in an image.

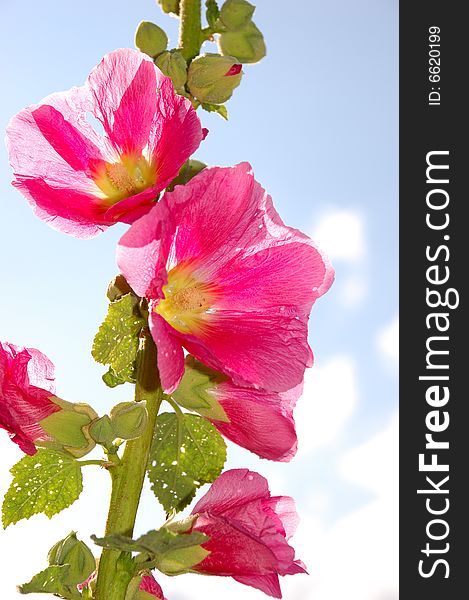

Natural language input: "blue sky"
[0,1,398,598]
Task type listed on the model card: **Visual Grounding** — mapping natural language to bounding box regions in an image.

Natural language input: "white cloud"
[376,315,399,366]
[295,356,358,456]
[312,210,365,263]
[338,275,369,307]
[283,412,399,600]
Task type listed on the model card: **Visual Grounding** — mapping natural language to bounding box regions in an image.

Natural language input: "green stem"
[76,459,109,467]
[179,0,202,61]
[94,329,163,600]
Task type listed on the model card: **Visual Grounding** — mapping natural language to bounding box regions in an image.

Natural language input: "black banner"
[400,2,467,597]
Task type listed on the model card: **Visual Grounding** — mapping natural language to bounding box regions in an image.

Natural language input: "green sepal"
[167,159,207,191]
[39,398,98,458]
[135,21,168,58]
[219,0,255,30]
[172,356,229,422]
[206,0,220,28]
[92,293,146,385]
[218,21,266,63]
[107,275,134,303]
[2,449,83,528]
[92,526,209,575]
[18,564,81,598]
[154,50,188,94]
[147,412,226,513]
[201,102,228,119]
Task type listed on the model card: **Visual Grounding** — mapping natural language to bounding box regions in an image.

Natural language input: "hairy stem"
[94,329,163,600]
[179,0,202,61]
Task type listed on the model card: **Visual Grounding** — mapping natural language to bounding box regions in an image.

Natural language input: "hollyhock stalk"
[94,330,164,600]
[95,4,207,595]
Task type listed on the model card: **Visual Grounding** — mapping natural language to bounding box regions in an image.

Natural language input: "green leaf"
[92,294,146,384]
[201,102,229,119]
[147,413,226,512]
[206,0,220,28]
[2,449,83,527]
[18,564,81,597]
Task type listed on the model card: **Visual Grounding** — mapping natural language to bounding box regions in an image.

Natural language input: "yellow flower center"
[93,154,156,204]
[155,266,217,335]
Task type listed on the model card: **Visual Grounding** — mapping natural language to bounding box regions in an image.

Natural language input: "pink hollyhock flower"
[6,48,204,238]
[190,469,306,598]
[173,356,301,461]
[118,162,334,394]
[0,341,59,455]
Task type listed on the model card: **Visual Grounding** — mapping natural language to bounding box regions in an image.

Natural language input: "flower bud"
[187,54,242,104]
[219,0,255,30]
[48,532,96,586]
[157,0,180,15]
[135,21,168,59]
[218,21,266,64]
[109,401,148,440]
[154,50,187,94]
[89,415,116,446]
[39,398,98,458]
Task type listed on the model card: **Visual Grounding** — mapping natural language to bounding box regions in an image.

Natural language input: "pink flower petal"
[212,382,301,461]
[149,312,185,394]
[182,311,313,392]
[233,574,282,598]
[139,574,167,599]
[13,177,108,239]
[87,49,159,156]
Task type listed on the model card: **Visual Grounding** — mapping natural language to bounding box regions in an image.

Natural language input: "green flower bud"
[48,531,79,565]
[218,21,266,64]
[89,415,116,445]
[154,50,188,93]
[157,0,180,16]
[48,532,96,586]
[219,0,255,30]
[39,398,98,458]
[109,401,148,440]
[187,53,242,104]
[106,274,134,302]
[135,21,168,59]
